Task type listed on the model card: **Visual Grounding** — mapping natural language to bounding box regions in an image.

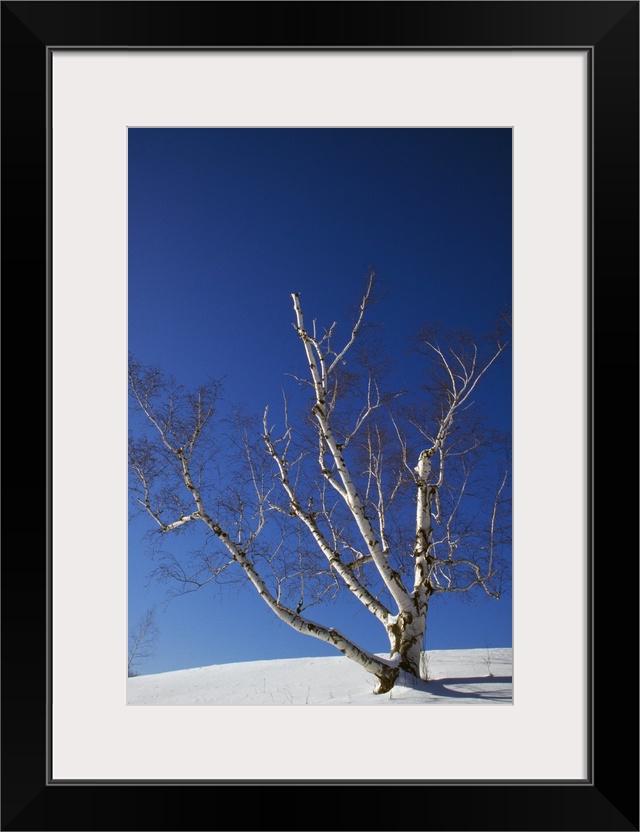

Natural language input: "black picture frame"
[2,2,638,830]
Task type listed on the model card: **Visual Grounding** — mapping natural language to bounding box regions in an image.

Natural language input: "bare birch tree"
[128,607,159,677]
[129,273,510,693]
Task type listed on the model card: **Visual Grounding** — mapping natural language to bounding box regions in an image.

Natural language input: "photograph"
[2,0,637,829]
[127,127,513,705]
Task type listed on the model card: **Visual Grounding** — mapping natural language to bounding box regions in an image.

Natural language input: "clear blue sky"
[128,127,512,675]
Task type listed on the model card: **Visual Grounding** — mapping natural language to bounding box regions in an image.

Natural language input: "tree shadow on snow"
[397,673,513,702]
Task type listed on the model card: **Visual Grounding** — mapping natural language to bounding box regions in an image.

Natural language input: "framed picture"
[3,2,637,830]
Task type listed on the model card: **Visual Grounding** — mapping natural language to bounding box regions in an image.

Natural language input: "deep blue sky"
[128,127,512,675]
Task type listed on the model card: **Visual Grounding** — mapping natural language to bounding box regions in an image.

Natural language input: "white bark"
[291,289,413,615]
[262,411,390,623]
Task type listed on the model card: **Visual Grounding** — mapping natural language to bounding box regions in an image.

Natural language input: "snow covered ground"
[128,647,512,705]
